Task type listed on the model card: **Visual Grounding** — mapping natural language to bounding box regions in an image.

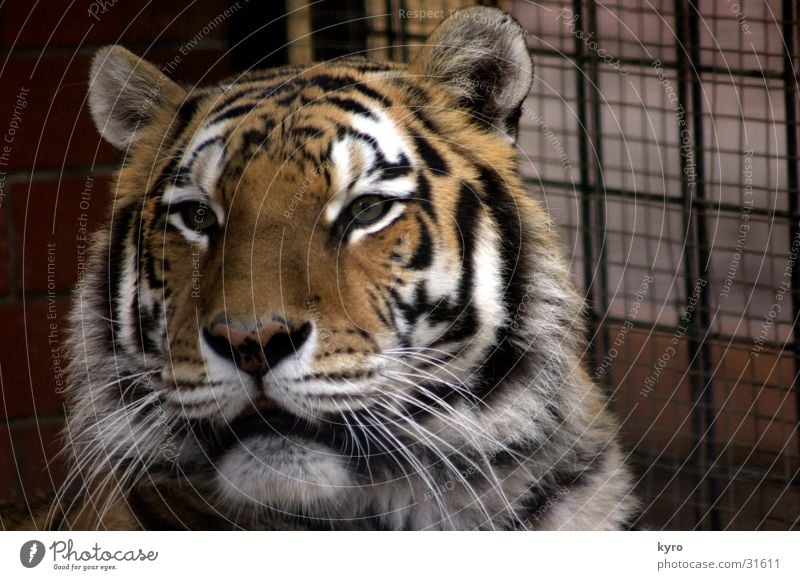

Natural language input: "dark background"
[0,0,797,530]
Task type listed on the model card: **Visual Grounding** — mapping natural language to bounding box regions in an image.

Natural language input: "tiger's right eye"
[177,201,217,234]
[346,195,394,226]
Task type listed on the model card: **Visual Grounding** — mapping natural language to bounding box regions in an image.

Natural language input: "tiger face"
[65,7,636,530]
[140,66,519,426]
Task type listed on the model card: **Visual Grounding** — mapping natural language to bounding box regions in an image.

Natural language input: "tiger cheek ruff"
[53,6,638,530]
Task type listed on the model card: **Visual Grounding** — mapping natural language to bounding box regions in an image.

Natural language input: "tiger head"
[65,7,592,529]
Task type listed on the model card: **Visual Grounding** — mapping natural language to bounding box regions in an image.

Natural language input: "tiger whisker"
[375,388,523,529]
[372,399,497,529]
[358,403,454,530]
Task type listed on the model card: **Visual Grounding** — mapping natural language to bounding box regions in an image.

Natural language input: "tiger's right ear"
[88,45,187,150]
[410,7,532,140]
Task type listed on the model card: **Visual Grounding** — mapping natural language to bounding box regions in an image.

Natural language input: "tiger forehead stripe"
[159,125,227,204]
[324,104,416,225]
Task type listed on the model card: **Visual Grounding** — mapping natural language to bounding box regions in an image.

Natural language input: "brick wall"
[0,0,234,505]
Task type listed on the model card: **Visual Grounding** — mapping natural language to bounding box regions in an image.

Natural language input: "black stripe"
[489,437,546,469]
[414,173,435,220]
[107,202,139,350]
[389,286,423,328]
[412,283,429,315]
[345,128,383,156]
[365,288,392,328]
[142,96,202,198]
[187,136,226,166]
[241,123,277,151]
[288,125,328,140]
[519,445,608,527]
[407,216,432,270]
[339,408,439,474]
[209,78,299,117]
[470,164,529,401]
[148,155,187,201]
[413,109,442,139]
[208,102,257,126]
[136,204,164,357]
[393,79,433,108]
[324,95,377,119]
[139,301,160,355]
[430,182,479,348]
[344,58,395,73]
[307,74,393,108]
[175,97,200,134]
[134,209,164,356]
[411,132,448,175]
[379,161,412,180]
[430,307,478,347]
[139,222,165,289]
[350,83,393,109]
[130,216,144,355]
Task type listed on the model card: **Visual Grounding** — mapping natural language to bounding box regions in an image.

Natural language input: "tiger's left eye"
[347,195,392,225]
[178,201,217,233]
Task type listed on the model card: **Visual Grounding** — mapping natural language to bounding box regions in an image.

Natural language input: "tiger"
[28,6,638,530]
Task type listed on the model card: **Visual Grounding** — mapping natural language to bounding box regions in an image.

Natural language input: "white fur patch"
[216,435,356,510]
[324,109,415,236]
[161,136,226,246]
[351,110,404,164]
[472,214,507,328]
[116,238,139,353]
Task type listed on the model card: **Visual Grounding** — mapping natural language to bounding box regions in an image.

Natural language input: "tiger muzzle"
[202,317,312,377]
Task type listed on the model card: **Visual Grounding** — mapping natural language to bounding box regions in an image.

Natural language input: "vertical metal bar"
[586,0,611,392]
[573,0,604,377]
[782,0,800,460]
[687,0,721,531]
[675,0,720,530]
[673,0,701,528]
[398,0,409,61]
[385,0,396,61]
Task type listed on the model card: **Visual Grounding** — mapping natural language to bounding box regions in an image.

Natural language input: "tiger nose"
[202,318,312,377]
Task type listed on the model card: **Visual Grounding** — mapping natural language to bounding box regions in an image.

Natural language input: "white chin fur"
[215,434,356,511]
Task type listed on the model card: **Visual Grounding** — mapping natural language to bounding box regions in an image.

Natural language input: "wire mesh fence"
[1,0,794,531]
[345,0,799,529]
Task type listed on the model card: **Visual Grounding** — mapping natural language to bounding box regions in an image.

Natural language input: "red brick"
[2,0,228,49]
[16,422,68,500]
[0,301,70,419]
[13,176,112,293]
[0,424,19,502]
[0,48,231,172]
[0,54,116,171]
[0,207,9,295]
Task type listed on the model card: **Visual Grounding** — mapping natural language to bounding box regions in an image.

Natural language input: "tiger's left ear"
[88,45,187,150]
[410,7,532,140]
